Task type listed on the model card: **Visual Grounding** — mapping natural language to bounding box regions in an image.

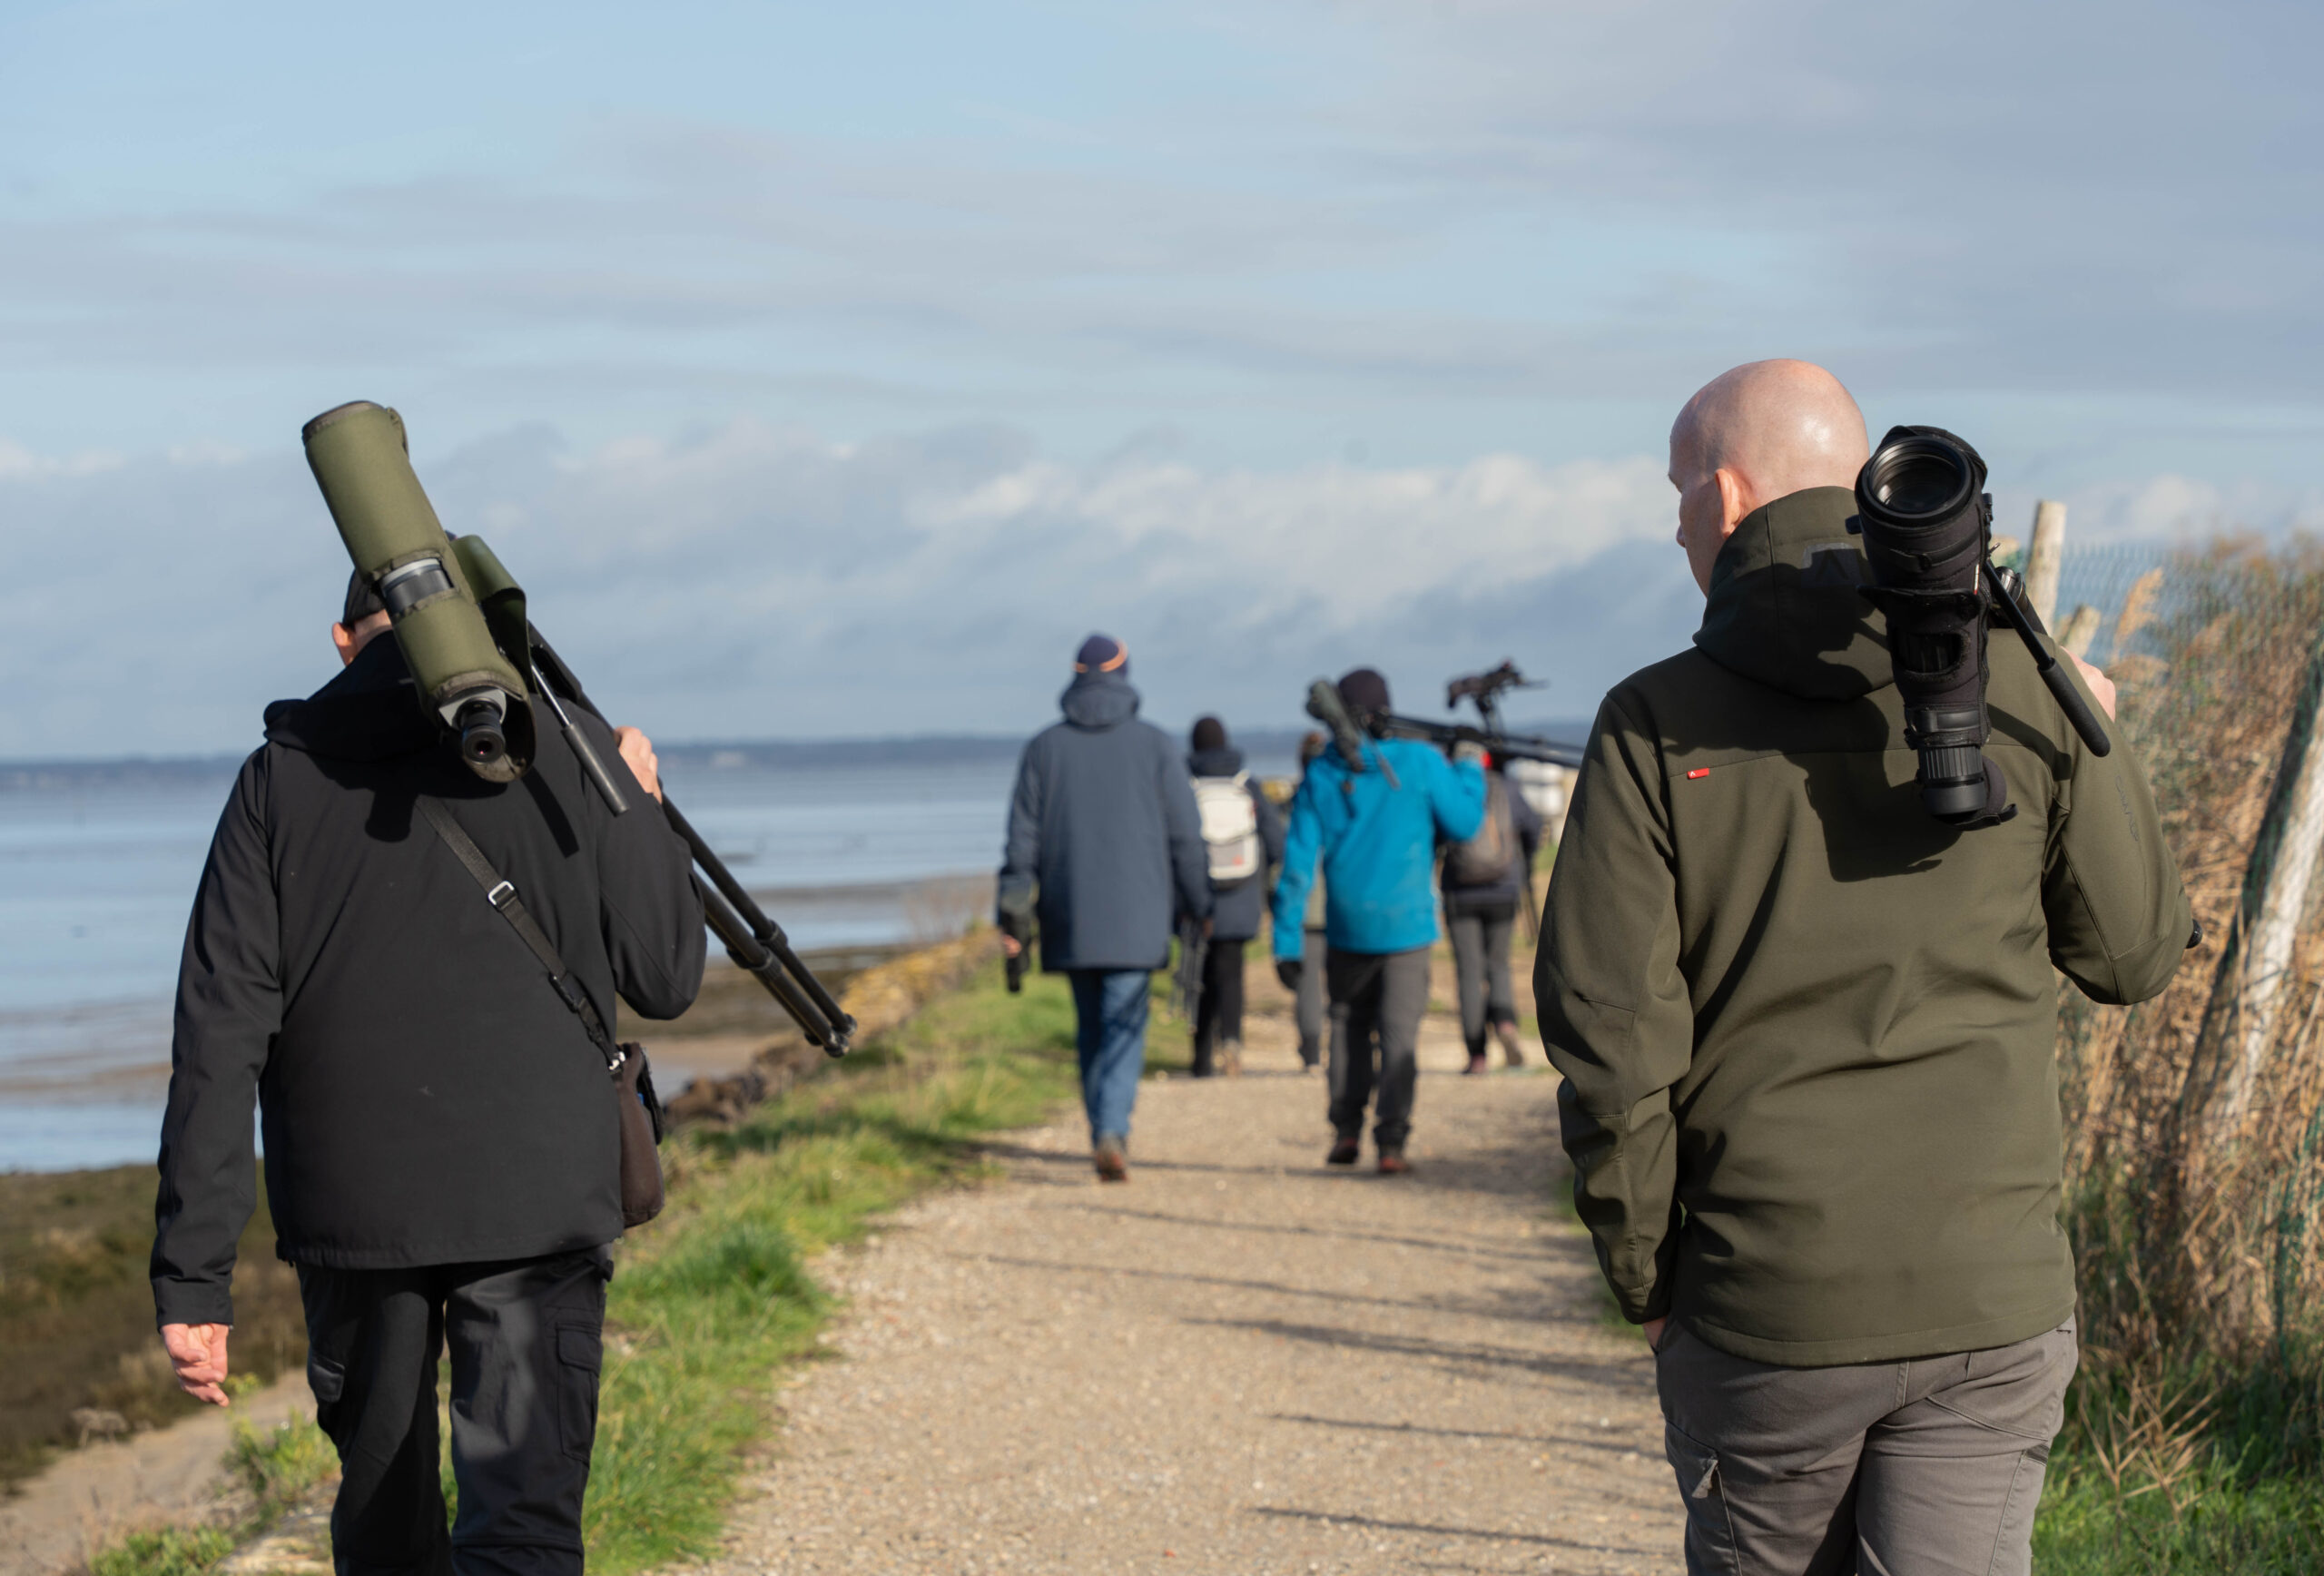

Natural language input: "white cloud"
[0,417,2311,760]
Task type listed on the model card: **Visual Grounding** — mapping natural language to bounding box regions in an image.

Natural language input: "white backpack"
[1193,773,1262,883]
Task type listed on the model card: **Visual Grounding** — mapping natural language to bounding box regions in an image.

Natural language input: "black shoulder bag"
[417,796,667,1227]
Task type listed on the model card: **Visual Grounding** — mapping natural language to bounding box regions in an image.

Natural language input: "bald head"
[1668,360,1868,593]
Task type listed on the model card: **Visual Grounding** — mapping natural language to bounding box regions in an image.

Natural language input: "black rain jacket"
[152,635,704,1327]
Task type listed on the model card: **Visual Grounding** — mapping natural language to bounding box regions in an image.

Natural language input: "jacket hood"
[1188,745,1245,777]
[1059,669,1140,730]
[263,635,438,761]
[1692,486,1894,701]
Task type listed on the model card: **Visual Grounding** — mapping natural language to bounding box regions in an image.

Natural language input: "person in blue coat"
[1272,668,1485,1172]
[998,635,1213,1180]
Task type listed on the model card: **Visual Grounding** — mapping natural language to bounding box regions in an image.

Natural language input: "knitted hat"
[341,569,385,626]
[1075,634,1128,675]
[1190,715,1228,753]
[1336,667,1391,720]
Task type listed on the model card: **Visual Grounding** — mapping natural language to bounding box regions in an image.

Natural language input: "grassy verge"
[2034,1343,2324,1572]
[577,954,1082,1573]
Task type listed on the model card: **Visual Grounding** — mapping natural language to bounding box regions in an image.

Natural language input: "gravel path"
[698,956,1683,1575]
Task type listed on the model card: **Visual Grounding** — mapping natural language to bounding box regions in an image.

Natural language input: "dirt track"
[696,958,1683,1575]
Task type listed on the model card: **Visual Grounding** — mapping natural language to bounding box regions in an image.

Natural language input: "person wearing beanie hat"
[1271,667,1487,1173]
[998,634,1213,1180]
[1185,716,1285,1078]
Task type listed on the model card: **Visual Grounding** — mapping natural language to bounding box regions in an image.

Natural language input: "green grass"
[2032,1342,2324,1572]
[574,956,1082,1574]
[2034,1455,2324,1572]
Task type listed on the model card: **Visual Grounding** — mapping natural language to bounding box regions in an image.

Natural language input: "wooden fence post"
[2201,631,2324,1138]
[2025,500,2068,629]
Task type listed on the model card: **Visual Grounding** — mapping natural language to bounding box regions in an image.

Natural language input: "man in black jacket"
[153,576,704,1576]
[997,635,1212,1180]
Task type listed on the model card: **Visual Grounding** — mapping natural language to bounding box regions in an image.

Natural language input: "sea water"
[0,740,1296,1171]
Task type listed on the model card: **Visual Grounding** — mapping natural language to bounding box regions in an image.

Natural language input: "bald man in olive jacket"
[1536,360,2192,1574]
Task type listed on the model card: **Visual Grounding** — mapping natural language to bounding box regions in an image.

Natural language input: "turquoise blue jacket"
[1271,738,1486,959]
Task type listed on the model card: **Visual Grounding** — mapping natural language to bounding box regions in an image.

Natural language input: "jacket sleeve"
[1428,753,1488,842]
[1162,749,1214,923]
[1533,694,1692,1325]
[153,754,281,1330]
[997,742,1042,928]
[1271,779,1323,959]
[582,713,706,1022]
[2043,685,2195,1005]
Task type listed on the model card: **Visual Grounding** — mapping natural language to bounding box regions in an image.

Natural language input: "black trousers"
[1445,901,1519,1057]
[1325,946,1431,1150]
[1191,939,1247,1075]
[297,1247,612,1576]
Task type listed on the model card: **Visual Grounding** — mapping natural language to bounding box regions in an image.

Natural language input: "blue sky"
[2,0,2319,754]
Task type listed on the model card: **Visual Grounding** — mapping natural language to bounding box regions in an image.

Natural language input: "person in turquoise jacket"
[1272,668,1485,1172]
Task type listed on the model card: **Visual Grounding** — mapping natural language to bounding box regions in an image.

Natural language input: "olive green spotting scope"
[301,400,535,781]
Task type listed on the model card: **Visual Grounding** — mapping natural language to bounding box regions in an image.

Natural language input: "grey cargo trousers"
[1655,1320,2076,1575]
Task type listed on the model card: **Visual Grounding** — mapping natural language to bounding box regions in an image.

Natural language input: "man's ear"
[1715,467,1754,532]
[331,622,359,668]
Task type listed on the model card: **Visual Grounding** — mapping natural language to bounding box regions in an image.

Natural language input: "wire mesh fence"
[2048,532,2324,1467]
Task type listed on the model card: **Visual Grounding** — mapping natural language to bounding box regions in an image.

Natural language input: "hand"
[612,726,664,803]
[1275,957,1303,993]
[1202,917,1215,940]
[1642,1316,1668,1352]
[1000,932,1023,959]
[162,1323,232,1406]
[2069,655,2118,721]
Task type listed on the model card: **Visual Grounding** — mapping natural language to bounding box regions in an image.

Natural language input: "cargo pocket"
[556,1324,604,1464]
[303,1352,349,1443]
[1662,1421,1739,1572]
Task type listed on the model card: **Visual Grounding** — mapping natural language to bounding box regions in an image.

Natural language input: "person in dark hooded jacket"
[1440,755,1544,1074]
[1540,360,2191,1571]
[151,575,704,1576]
[1185,716,1285,1078]
[998,635,1212,1179]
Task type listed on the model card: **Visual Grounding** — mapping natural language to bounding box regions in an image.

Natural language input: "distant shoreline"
[0,717,1593,786]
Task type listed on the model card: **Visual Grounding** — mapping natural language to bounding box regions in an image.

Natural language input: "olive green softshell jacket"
[1537,487,2193,1366]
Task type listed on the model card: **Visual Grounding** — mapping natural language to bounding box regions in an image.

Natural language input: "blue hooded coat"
[998,669,1213,971]
[1272,737,1485,959]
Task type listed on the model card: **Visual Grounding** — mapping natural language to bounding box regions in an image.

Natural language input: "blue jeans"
[1067,969,1150,1143]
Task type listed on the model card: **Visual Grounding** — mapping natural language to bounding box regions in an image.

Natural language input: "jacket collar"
[1692,486,1894,700]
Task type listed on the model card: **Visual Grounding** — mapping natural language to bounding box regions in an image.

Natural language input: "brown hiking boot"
[1494,1020,1528,1069]
[1325,1136,1361,1167]
[1462,1053,1489,1077]
[1093,1138,1129,1182]
[1222,1039,1244,1077]
[1377,1149,1412,1176]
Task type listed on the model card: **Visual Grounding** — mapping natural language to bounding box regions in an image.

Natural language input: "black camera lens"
[1862,436,1975,525]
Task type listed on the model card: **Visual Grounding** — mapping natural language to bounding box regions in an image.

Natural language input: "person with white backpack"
[1186,716,1285,1077]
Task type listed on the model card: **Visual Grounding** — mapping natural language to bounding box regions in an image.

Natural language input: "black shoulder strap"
[417,795,625,1074]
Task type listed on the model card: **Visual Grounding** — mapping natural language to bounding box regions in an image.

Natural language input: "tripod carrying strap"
[416,794,667,1226]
